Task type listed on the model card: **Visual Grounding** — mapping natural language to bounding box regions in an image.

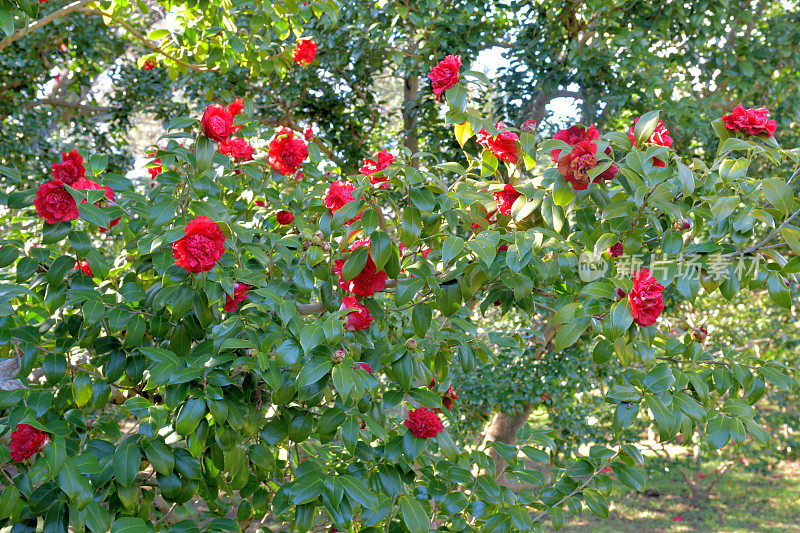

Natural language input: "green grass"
[553,461,800,532]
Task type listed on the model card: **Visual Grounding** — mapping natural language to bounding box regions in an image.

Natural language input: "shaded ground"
[553,461,800,532]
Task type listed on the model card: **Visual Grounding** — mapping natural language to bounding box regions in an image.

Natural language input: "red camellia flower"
[73,260,92,277]
[9,424,49,462]
[223,282,252,312]
[292,39,317,66]
[34,179,79,224]
[276,210,295,225]
[673,516,683,522]
[557,140,598,190]
[51,150,85,185]
[172,216,226,273]
[220,137,254,161]
[227,98,244,118]
[353,361,373,373]
[268,126,308,175]
[334,239,387,296]
[520,119,537,133]
[342,296,374,331]
[722,104,777,136]
[304,125,314,141]
[404,407,443,439]
[551,124,599,161]
[608,242,624,257]
[428,379,459,411]
[147,151,163,179]
[143,60,156,70]
[324,181,361,224]
[59,43,67,52]
[628,269,664,327]
[628,117,673,167]
[359,150,396,188]
[476,122,519,164]
[429,55,462,101]
[201,104,234,142]
[493,183,521,216]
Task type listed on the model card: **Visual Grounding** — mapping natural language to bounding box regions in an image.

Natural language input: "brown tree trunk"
[480,319,557,477]
[403,74,420,168]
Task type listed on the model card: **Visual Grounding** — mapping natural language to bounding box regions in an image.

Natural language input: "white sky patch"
[475,47,581,125]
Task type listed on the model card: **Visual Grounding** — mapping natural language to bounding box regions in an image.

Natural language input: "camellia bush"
[1,2,800,532]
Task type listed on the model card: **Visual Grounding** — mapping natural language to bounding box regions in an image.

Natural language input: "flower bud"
[615,288,627,300]
[312,230,324,246]
[406,338,418,351]
[608,241,624,257]
[675,218,692,231]
[692,326,707,343]
[332,349,346,363]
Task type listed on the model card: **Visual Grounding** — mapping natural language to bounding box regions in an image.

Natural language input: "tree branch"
[79,8,211,72]
[22,98,114,113]
[0,0,95,52]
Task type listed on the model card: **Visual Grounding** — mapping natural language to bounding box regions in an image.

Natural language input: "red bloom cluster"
[404,407,443,439]
[429,55,461,101]
[34,179,80,224]
[73,260,92,277]
[476,122,519,164]
[628,116,673,167]
[268,127,308,175]
[342,296,374,331]
[551,124,599,162]
[51,150,84,185]
[325,181,361,224]
[147,151,162,179]
[359,150,395,188]
[292,39,317,66]
[334,239,387,297]
[35,152,118,227]
[172,216,226,273]
[493,183,521,216]
[428,379,458,411]
[201,99,244,142]
[9,424,49,462]
[276,210,295,225]
[628,269,664,327]
[557,141,597,191]
[223,282,251,312]
[552,124,618,190]
[722,105,777,136]
[220,137,254,161]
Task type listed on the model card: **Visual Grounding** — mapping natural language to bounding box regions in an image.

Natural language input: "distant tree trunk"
[481,319,557,477]
[403,73,420,168]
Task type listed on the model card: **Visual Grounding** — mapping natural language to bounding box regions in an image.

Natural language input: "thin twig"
[0,0,94,52]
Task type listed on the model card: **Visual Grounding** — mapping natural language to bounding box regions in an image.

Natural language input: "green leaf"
[295,357,332,389]
[644,395,675,430]
[341,246,369,281]
[643,364,675,394]
[762,178,793,216]
[143,440,174,476]
[633,110,660,147]
[0,7,14,37]
[553,318,590,351]
[673,392,706,421]
[339,475,378,510]
[175,398,206,436]
[195,135,215,173]
[395,277,426,307]
[399,494,429,533]
[442,236,464,266]
[370,231,392,270]
[113,444,140,486]
[583,489,609,519]
[110,517,148,533]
